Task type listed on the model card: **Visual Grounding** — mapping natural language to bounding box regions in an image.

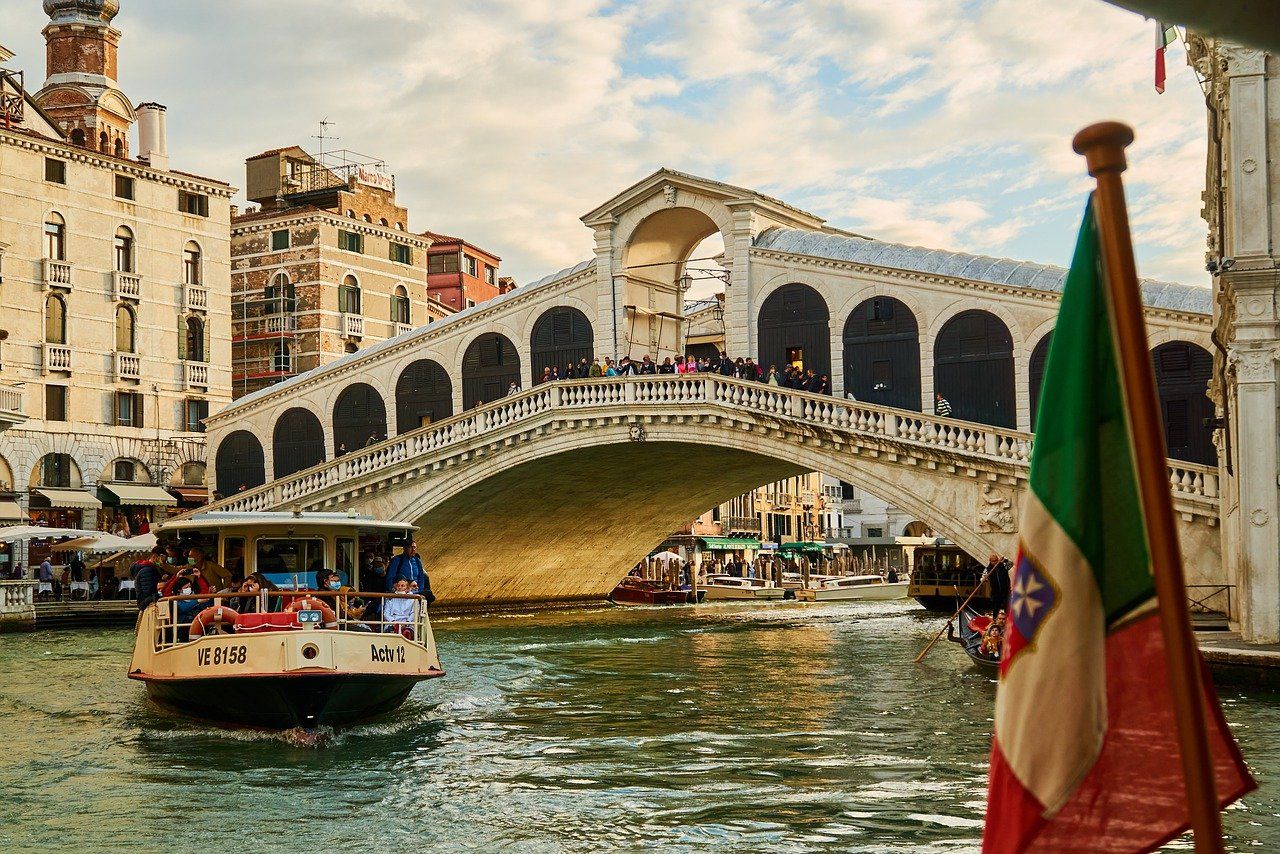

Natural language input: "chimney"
[135,102,168,170]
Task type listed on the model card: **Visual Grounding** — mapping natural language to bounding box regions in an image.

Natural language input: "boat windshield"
[256,537,327,589]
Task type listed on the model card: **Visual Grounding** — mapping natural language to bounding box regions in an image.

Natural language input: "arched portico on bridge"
[333,383,387,454]
[215,431,265,494]
[273,408,326,478]
[757,283,831,382]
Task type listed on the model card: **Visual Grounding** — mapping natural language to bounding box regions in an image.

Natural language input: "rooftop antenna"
[313,118,338,159]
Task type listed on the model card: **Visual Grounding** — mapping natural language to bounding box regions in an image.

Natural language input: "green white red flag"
[982,198,1255,852]
[1155,22,1177,93]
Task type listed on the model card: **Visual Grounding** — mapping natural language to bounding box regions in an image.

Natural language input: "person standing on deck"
[132,546,165,610]
[985,553,1012,613]
[386,539,435,605]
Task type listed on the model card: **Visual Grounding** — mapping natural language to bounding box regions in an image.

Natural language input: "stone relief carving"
[1229,348,1279,384]
[1221,44,1265,76]
[977,482,1016,533]
[662,184,677,207]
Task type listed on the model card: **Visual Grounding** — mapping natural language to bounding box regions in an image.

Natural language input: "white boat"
[701,574,786,600]
[793,574,910,602]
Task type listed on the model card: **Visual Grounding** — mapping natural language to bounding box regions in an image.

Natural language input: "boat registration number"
[197,645,248,666]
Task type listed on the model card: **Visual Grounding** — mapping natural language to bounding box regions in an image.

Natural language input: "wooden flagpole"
[1072,121,1224,853]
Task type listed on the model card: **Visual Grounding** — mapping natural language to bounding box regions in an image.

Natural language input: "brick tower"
[34,0,134,156]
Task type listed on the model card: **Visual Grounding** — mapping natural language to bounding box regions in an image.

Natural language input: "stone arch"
[461,332,520,408]
[215,431,265,494]
[530,306,594,382]
[273,407,326,478]
[933,309,1016,428]
[757,283,831,380]
[842,295,921,410]
[0,454,13,493]
[332,383,387,454]
[1028,332,1053,429]
[102,456,152,484]
[395,359,453,433]
[1152,341,1215,465]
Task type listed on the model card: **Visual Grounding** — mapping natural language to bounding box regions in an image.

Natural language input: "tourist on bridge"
[131,545,166,611]
[386,539,435,605]
[604,358,618,376]
[766,365,779,385]
[589,358,602,377]
[639,355,656,375]
[680,356,697,374]
[744,357,761,381]
[717,352,735,376]
[538,367,552,385]
[618,356,638,375]
[934,392,953,418]
[659,357,675,374]
[507,382,520,396]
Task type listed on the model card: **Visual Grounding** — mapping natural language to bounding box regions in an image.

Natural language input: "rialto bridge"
[203,169,1221,609]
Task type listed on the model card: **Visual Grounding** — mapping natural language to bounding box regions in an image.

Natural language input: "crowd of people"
[529,351,834,394]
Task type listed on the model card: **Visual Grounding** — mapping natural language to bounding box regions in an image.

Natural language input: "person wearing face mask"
[187,546,231,592]
[315,567,368,626]
[171,576,207,642]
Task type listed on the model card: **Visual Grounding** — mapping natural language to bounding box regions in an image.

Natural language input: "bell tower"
[34,0,134,156]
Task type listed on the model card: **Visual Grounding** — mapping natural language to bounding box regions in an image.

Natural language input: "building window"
[178,190,209,217]
[338,230,364,253]
[44,213,66,260]
[344,342,358,354]
[114,226,134,273]
[391,285,410,324]
[390,242,411,265]
[114,174,135,200]
[70,129,85,147]
[339,275,361,314]
[44,294,67,344]
[42,453,73,487]
[271,229,290,251]
[180,461,206,483]
[465,298,475,309]
[115,391,144,427]
[183,241,202,285]
[428,253,459,274]
[113,460,136,482]
[379,218,389,227]
[465,255,478,277]
[115,305,135,352]
[266,271,295,311]
[362,214,372,223]
[183,315,206,362]
[272,342,291,373]
[184,398,208,433]
[485,266,496,286]
[45,158,66,184]
[44,385,67,422]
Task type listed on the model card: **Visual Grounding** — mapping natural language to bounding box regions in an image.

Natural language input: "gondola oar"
[913,566,994,664]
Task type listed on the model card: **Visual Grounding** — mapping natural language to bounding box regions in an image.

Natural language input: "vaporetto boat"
[700,574,787,601]
[127,511,444,729]
[793,574,910,602]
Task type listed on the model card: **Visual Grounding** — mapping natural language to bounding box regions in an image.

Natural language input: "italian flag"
[1155,23,1177,94]
[982,199,1255,852]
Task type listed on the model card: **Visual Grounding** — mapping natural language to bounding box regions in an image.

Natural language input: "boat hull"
[141,671,439,729]
[795,582,910,602]
[608,579,690,606]
[701,585,786,601]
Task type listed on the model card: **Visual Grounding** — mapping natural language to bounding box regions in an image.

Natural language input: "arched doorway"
[530,306,594,382]
[332,383,387,453]
[273,407,326,477]
[933,310,1016,428]
[1152,341,1215,464]
[757,284,830,379]
[842,296,920,409]
[902,520,931,537]
[1028,332,1053,429]
[462,333,520,408]
[395,359,453,433]
[215,431,265,493]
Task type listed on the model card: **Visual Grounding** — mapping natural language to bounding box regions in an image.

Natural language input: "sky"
[1,0,1212,291]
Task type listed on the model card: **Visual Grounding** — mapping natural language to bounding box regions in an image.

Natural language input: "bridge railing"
[200,375,1219,517]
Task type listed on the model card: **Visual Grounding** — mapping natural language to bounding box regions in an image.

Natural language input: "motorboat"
[793,574,910,602]
[700,574,786,601]
[609,575,691,606]
[127,510,444,729]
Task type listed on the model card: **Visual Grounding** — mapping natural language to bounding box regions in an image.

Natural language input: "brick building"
[422,232,513,311]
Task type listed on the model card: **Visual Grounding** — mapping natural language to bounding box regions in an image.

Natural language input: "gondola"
[946,605,1001,671]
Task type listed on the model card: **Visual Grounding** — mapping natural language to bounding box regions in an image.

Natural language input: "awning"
[169,486,209,504]
[99,483,178,506]
[699,537,761,551]
[686,332,724,346]
[0,499,22,521]
[779,541,827,554]
[35,488,102,509]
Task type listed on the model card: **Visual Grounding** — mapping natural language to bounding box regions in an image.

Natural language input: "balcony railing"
[115,351,141,381]
[265,314,297,334]
[394,322,413,337]
[184,285,208,312]
[342,313,364,338]
[0,382,26,427]
[112,270,142,300]
[42,343,72,373]
[726,516,762,534]
[42,258,72,290]
[184,360,209,389]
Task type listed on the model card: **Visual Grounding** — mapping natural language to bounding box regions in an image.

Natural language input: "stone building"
[0,0,233,551]
[230,146,452,402]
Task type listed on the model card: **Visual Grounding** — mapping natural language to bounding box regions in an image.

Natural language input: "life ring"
[190,605,239,638]
[286,596,338,628]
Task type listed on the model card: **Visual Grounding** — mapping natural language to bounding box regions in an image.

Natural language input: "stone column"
[723,205,756,359]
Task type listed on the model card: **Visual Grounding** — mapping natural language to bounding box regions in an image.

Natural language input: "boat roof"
[155,511,415,534]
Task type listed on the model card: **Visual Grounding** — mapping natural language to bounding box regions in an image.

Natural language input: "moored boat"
[946,605,1002,671]
[700,574,786,601]
[794,574,910,602]
[608,575,691,606]
[127,511,444,729]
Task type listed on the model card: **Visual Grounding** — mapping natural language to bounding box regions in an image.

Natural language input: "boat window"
[224,537,246,583]
[255,537,327,589]
[337,537,356,587]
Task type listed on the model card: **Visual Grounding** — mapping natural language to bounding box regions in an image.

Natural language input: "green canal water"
[1,601,1277,851]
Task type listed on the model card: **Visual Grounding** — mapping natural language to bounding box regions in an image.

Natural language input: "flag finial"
[1071,122,1134,177]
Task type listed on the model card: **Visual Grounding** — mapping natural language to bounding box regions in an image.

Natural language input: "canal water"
[1,601,1276,852]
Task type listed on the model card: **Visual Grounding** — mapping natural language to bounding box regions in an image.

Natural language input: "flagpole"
[1072,121,1224,853]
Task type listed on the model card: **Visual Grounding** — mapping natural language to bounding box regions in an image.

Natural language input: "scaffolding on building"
[281,148,394,200]
[231,290,300,399]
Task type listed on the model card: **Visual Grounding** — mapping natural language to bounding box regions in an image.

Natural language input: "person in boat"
[381,577,416,638]
[980,610,1007,658]
[986,553,1012,613]
[887,566,899,584]
[233,573,278,613]
[386,539,434,605]
[131,545,166,611]
[315,567,369,626]
[171,575,207,642]
[160,565,210,598]
[188,546,232,592]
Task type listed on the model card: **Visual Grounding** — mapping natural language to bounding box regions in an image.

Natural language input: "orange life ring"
[286,596,338,628]
[190,605,239,638]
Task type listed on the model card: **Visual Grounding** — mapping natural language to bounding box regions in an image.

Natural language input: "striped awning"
[34,488,101,509]
[99,483,177,506]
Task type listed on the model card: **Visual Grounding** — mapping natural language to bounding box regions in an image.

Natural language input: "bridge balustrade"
[200,375,1220,517]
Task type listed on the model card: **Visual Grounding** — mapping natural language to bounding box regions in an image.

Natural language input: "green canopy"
[778,541,826,555]
[699,537,761,550]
